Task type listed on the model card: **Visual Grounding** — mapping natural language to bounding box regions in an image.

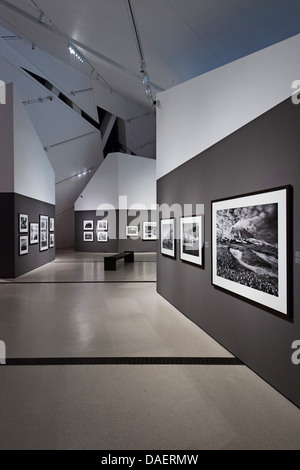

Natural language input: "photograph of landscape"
[216,203,279,297]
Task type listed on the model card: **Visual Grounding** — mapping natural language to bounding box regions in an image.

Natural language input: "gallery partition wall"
[157,97,300,408]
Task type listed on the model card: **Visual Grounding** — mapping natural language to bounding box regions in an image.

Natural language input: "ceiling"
[0,0,299,108]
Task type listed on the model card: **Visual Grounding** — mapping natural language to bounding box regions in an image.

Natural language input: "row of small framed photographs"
[19,214,54,234]
[84,232,108,243]
[84,220,107,231]
[125,223,158,240]
[82,221,158,241]
[161,216,204,266]
[19,214,55,256]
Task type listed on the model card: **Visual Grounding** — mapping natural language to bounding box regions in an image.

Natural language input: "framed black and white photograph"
[40,215,48,232]
[83,220,94,231]
[84,232,94,242]
[19,236,29,256]
[97,220,108,231]
[212,186,291,318]
[97,231,108,242]
[126,226,139,238]
[49,233,55,248]
[49,218,55,232]
[30,223,39,245]
[19,214,28,233]
[161,219,175,258]
[40,229,48,252]
[180,216,204,266]
[143,222,157,240]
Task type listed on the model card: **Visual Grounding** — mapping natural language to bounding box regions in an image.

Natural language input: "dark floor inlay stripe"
[4,357,244,366]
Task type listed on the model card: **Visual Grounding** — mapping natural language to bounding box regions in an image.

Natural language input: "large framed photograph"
[143,222,157,240]
[161,219,175,258]
[84,232,94,242]
[212,186,291,318]
[97,220,108,231]
[30,223,39,245]
[83,220,94,231]
[126,226,139,238]
[180,216,204,266]
[19,236,29,256]
[97,232,108,242]
[19,214,28,233]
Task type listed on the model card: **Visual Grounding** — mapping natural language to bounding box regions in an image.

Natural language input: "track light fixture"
[68,45,84,63]
[141,72,149,85]
[77,169,92,178]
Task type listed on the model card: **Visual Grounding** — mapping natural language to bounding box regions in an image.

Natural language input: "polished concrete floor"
[0,251,300,450]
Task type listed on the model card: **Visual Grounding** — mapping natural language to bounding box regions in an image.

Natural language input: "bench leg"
[104,258,117,271]
[124,251,134,263]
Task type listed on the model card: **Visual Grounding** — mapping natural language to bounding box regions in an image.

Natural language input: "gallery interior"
[0,0,300,450]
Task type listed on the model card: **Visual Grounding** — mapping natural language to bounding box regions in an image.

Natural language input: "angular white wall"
[13,86,55,204]
[75,153,156,211]
[156,33,300,179]
[0,83,55,204]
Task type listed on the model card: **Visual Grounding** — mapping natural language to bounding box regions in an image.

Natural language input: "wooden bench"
[104,251,134,271]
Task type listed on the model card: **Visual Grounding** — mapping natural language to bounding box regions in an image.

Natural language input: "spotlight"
[141,73,149,85]
[68,45,84,63]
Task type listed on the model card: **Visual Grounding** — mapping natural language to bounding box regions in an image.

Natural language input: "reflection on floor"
[0,251,299,450]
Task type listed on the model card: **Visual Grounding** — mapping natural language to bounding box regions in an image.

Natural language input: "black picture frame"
[180,215,204,267]
[143,222,157,240]
[40,215,48,252]
[211,185,292,319]
[19,235,29,256]
[19,214,28,233]
[49,233,55,248]
[30,223,39,245]
[160,218,176,259]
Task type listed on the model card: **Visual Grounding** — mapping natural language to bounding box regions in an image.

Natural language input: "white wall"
[0,82,14,192]
[13,85,55,204]
[75,153,156,211]
[118,154,156,209]
[75,153,119,211]
[156,34,300,179]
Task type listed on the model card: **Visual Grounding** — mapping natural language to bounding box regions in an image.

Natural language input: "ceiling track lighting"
[68,45,85,63]
[140,62,156,107]
[77,169,93,178]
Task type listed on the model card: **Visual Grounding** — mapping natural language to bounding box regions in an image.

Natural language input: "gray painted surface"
[0,193,55,278]
[75,210,157,253]
[0,194,15,278]
[157,98,300,408]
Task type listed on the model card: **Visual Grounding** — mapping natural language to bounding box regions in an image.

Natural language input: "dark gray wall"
[75,210,157,253]
[0,193,55,278]
[0,194,15,278]
[157,98,300,408]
